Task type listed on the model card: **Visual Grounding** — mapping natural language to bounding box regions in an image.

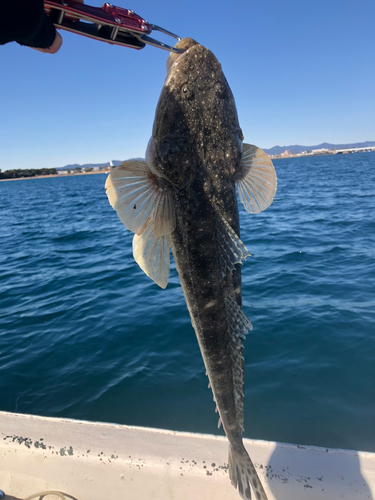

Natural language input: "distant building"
[311,148,330,155]
[281,150,291,156]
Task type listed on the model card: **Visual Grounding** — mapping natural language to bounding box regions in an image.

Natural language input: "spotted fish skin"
[106,38,277,500]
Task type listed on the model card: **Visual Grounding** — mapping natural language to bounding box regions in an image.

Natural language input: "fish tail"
[228,443,268,500]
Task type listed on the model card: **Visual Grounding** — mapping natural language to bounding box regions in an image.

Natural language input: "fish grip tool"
[44,0,183,52]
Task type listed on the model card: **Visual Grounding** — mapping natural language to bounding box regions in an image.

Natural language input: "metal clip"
[44,0,183,53]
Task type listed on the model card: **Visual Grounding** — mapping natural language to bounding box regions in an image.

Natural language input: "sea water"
[0,152,374,453]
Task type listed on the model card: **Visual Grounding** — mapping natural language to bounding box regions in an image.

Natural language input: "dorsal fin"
[215,211,250,276]
[224,295,253,431]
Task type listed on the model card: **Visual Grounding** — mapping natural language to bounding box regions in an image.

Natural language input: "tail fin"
[228,443,268,500]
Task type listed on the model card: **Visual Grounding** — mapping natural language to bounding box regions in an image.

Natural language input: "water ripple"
[1,154,375,452]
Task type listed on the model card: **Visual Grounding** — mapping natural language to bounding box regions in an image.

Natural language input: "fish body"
[105,38,277,500]
[157,42,245,436]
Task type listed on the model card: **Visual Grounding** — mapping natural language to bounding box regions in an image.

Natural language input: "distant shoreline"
[1,149,374,181]
[0,170,110,182]
[271,152,334,160]
[270,149,375,160]
[272,150,375,160]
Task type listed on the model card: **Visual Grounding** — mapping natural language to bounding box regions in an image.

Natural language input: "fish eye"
[181,84,194,100]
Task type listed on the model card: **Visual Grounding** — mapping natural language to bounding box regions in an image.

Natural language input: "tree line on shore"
[0,168,57,179]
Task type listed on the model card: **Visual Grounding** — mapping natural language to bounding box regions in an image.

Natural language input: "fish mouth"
[165,37,199,77]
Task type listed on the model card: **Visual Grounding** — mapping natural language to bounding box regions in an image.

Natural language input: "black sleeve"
[0,0,56,48]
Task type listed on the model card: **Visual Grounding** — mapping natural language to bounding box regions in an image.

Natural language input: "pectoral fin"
[132,223,170,289]
[105,159,175,288]
[105,160,175,237]
[236,144,277,214]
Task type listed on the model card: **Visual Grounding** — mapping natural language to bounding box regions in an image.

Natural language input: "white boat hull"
[0,411,374,499]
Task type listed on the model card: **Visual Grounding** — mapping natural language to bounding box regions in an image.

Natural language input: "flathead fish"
[105,38,277,500]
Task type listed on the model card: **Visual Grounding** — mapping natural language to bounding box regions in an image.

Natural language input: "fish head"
[147,38,244,188]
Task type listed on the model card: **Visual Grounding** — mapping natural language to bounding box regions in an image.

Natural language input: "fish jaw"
[165,37,198,75]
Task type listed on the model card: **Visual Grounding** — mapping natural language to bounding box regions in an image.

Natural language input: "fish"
[105,37,277,500]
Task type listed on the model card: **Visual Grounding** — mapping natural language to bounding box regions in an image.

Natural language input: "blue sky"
[1,0,374,170]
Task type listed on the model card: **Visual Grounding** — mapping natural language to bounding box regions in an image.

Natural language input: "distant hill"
[263,141,375,156]
[57,160,123,171]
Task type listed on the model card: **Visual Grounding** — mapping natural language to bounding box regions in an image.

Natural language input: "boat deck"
[0,411,374,499]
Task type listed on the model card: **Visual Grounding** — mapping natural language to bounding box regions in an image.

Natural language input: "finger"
[32,31,63,54]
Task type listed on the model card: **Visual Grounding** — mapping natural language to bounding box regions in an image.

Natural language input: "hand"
[33,0,84,54]
[33,31,63,54]
[0,0,83,54]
